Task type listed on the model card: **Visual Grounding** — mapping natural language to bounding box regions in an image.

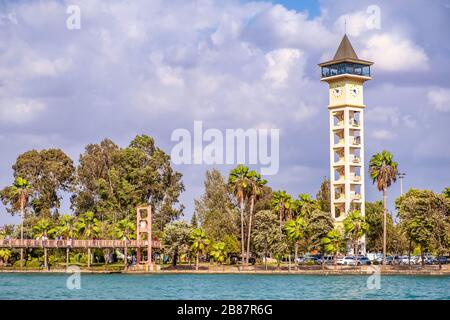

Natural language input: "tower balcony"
[351,136,361,145]
[351,174,361,183]
[349,119,360,127]
[350,155,361,164]
[350,192,362,200]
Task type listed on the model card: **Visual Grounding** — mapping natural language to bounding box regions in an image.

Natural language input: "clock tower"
[319,35,373,254]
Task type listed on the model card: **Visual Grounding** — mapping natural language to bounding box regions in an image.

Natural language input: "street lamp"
[397,172,406,195]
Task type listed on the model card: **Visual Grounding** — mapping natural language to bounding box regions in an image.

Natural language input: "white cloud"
[361,34,428,71]
[366,106,416,128]
[263,48,302,85]
[243,4,337,50]
[335,11,369,37]
[428,88,450,112]
[371,129,395,140]
[0,99,46,124]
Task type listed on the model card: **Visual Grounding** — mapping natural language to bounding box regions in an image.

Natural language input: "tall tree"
[246,170,267,265]
[12,149,74,217]
[271,190,292,231]
[71,135,185,231]
[228,165,251,264]
[369,150,398,265]
[195,169,238,241]
[316,177,331,213]
[0,177,31,267]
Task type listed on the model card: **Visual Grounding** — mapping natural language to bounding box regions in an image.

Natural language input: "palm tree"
[114,218,136,240]
[0,249,12,265]
[284,216,308,270]
[271,190,292,231]
[33,217,55,239]
[322,228,345,267]
[343,210,369,256]
[246,170,267,265]
[75,211,101,239]
[57,215,76,239]
[228,164,250,264]
[0,177,31,267]
[369,150,398,265]
[297,194,317,218]
[189,228,210,271]
[209,241,228,265]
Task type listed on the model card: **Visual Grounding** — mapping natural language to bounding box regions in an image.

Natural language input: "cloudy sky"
[1,0,449,225]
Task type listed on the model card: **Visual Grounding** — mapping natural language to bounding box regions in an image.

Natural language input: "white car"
[400,256,416,265]
[337,256,358,266]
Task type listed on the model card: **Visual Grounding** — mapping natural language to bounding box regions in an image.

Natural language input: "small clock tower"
[319,35,373,254]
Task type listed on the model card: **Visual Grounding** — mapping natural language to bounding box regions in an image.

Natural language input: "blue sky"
[0,0,449,225]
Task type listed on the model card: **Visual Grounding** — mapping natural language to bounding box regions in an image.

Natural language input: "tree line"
[0,137,449,269]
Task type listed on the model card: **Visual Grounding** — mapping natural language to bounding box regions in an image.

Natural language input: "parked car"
[376,255,394,265]
[337,256,358,266]
[356,256,371,265]
[433,256,449,264]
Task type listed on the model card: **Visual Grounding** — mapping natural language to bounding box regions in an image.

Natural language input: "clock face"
[333,88,342,97]
[350,86,359,97]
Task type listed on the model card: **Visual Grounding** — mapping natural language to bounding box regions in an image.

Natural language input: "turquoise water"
[0,273,449,300]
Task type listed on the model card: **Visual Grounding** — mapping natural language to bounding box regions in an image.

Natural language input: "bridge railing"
[0,239,161,249]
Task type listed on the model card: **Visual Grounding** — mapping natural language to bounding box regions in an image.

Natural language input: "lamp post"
[397,172,406,195]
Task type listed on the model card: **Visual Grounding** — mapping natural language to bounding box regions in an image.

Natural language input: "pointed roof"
[333,34,358,60]
[318,34,373,67]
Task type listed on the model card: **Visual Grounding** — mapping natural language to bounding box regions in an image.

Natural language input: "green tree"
[343,210,369,256]
[322,228,345,266]
[246,170,267,265]
[365,201,396,253]
[443,187,450,199]
[114,218,136,240]
[162,221,192,266]
[209,241,228,264]
[0,177,31,267]
[75,212,101,239]
[284,216,308,269]
[189,228,210,271]
[33,217,55,239]
[369,150,398,264]
[228,165,251,264]
[271,190,292,230]
[71,135,184,231]
[0,249,12,265]
[195,169,238,242]
[307,209,334,253]
[252,210,282,270]
[56,214,76,239]
[12,149,74,216]
[316,177,331,213]
[396,189,450,266]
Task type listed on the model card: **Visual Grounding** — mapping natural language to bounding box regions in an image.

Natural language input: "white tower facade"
[319,35,373,254]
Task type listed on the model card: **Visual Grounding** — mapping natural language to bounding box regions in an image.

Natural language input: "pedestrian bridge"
[0,239,162,249]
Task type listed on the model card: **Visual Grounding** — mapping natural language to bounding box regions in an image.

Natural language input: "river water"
[0,273,448,300]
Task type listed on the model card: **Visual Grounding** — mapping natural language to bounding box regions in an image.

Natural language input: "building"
[319,35,373,254]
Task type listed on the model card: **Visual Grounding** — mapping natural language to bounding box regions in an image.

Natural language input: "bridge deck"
[0,239,161,249]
